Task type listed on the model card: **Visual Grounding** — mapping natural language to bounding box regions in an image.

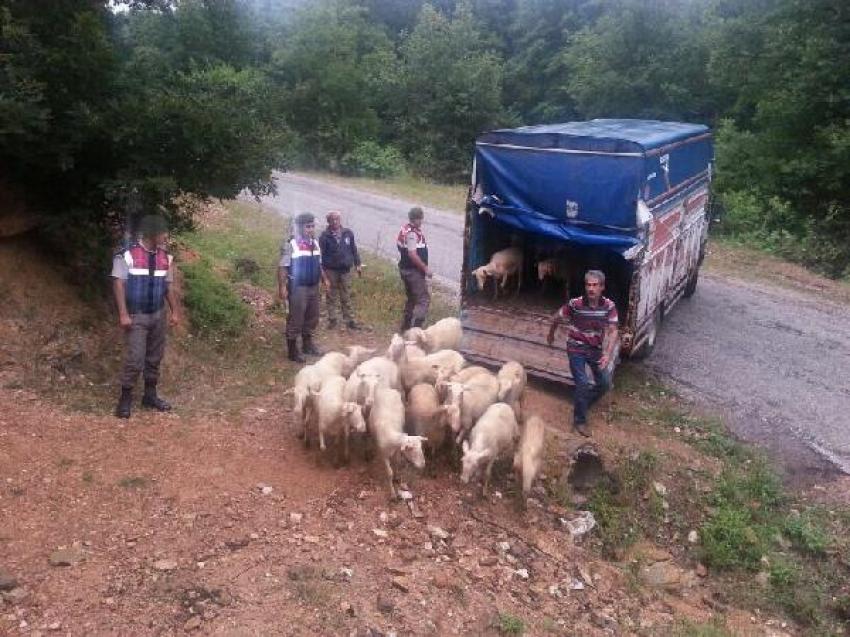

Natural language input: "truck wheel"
[633,308,662,360]
[683,268,699,298]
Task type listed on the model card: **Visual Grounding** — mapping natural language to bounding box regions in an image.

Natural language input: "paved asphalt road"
[258,172,850,477]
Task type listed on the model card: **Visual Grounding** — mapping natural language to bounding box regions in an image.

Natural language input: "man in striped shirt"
[546,269,619,437]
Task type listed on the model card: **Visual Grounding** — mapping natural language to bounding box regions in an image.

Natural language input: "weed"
[783,509,829,556]
[496,612,525,635]
[118,475,149,489]
[700,506,767,570]
[180,258,250,337]
[663,618,732,636]
[82,471,94,483]
[57,457,74,468]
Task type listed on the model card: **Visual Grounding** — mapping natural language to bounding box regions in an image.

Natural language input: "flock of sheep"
[290,317,547,503]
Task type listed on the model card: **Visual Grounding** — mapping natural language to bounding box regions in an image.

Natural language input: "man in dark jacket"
[397,206,432,331]
[319,210,362,330]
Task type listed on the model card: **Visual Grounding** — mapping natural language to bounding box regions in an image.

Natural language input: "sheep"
[537,257,579,296]
[460,402,519,495]
[472,247,523,300]
[347,334,407,405]
[436,365,492,401]
[405,317,463,353]
[369,386,427,498]
[401,348,466,392]
[513,415,546,506]
[443,372,501,443]
[315,375,367,463]
[314,345,377,378]
[404,342,426,360]
[405,383,451,463]
[497,361,527,421]
[292,364,322,443]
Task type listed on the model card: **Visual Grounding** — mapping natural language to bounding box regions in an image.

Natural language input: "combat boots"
[302,335,322,357]
[141,381,172,411]
[115,387,133,419]
[287,338,305,363]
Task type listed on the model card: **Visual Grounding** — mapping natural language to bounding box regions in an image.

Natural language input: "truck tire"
[632,308,662,360]
[683,267,699,298]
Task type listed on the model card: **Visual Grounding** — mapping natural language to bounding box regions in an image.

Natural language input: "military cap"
[295,212,316,226]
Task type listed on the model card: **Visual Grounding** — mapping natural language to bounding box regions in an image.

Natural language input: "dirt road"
[259,172,850,476]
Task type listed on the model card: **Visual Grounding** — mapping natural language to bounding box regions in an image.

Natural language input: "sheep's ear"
[413,435,428,443]
[462,440,470,454]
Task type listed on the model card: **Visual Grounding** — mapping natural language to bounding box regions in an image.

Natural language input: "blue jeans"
[568,352,612,425]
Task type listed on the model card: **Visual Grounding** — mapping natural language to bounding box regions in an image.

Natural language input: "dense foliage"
[0,0,847,276]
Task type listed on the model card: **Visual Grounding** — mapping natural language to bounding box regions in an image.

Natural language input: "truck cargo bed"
[459,297,575,383]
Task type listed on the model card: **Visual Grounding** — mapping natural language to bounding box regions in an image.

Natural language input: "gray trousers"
[120,310,167,388]
[286,284,320,340]
[325,269,354,323]
[399,267,430,326]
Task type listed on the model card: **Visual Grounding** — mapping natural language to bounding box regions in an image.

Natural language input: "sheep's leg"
[384,456,397,499]
[318,426,326,451]
[482,457,496,497]
[343,423,351,465]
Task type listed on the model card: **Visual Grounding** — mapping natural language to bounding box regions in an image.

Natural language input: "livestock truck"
[459,119,714,383]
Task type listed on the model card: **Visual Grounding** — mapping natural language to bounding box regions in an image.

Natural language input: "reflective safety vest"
[289,236,322,286]
[396,223,428,270]
[120,243,172,314]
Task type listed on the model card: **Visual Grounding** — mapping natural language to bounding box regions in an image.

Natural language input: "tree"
[397,2,505,181]
[269,0,396,167]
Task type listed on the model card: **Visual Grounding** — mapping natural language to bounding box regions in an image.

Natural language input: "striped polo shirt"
[558,296,619,357]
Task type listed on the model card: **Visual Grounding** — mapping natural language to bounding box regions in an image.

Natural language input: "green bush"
[180,259,249,337]
[700,506,767,570]
[783,510,829,557]
[339,141,407,178]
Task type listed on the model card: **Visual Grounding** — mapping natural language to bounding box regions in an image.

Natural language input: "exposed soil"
[1,233,840,636]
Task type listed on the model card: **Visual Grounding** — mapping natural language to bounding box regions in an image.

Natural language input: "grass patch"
[302,170,468,212]
[587,451,660,558]
[180,257,250,336]
[661,619,732,636]
[118,475,149,489]
[495,611,525,635]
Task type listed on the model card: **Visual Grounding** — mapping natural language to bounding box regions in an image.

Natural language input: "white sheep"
[405,317,463,353]
[315,376,367,463]
[443,372,501,443]
[472,247,523,300]
[346,334,406,406]
[497,361,527,421]
[513,415,546,505]
[460,402,519,495]
[314,345,377,378]
[292,364,322,443]
[369,386,427,498]
[405,383,450,461]
[404,342,426,360]
[401,348,466,392]
[451,365,491,383]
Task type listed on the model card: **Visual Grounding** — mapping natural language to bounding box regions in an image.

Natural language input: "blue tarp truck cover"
[473,119,713,251]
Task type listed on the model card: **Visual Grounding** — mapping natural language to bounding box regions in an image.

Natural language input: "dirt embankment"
[2,231,846,636]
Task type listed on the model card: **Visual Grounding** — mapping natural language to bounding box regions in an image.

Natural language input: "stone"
[153,559,178,572]
[695,563,708,578]
[376,594,395,614]
[427,526,449,540]
[257,484,273,495]
[397,490,413,501]
[340,601,356,617]
[47,622,61,631]
[391,576,410,593]
[755,571,770,587]
[2,587,28,603]
[687,530,699,544]
[49,548,84,567]
[509,543,530,559]
[653,481,668,496]
[304,535,320,544]
[639,562,682,589]
[289,513,303,525]
[386,566,408,576]
[478,556,498,567]
[184,616,202,631]
[495,541,511,553]
[514,568,529,580]
[372,529,388,539]
[432,572,452,589]
[0,572,18,591]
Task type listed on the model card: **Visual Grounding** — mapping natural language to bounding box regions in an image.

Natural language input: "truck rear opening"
[459,119,713,384]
